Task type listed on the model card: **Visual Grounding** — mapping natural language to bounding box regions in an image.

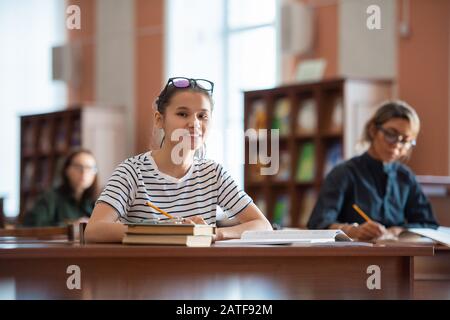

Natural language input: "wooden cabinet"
[243,78,392,228]
[19,107,127,224]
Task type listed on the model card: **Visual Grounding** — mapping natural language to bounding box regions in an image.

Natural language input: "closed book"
[122,234,213,247]
[126,223,215,236]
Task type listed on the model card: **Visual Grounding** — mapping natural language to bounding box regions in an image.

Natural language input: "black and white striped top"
[97,151,253,225]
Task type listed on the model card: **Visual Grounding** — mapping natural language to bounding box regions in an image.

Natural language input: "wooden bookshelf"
[244,78,392,228]
[18,106,127,225]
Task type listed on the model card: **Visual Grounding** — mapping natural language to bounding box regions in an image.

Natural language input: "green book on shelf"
[272,195,290,227]
[271,98,291,136]
[296,142,315,182]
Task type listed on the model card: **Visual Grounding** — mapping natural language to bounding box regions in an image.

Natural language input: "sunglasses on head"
[165,77,214,94]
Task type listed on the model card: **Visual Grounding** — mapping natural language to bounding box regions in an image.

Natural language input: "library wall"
[283,1,338,83]
[66,0,164,154]
[397,0,450,175]
[135,0,164,153]
[67,0,96,105]
[286,0,450,176]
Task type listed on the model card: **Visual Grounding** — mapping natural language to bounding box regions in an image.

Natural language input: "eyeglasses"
[376,125,416,149]
[164,77,214,94]
[70,163,98,174]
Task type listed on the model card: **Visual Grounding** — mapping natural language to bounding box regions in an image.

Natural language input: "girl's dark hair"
[155,82,214,114]
[60,149,98,202]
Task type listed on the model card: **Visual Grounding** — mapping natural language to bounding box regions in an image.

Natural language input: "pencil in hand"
[352,204,372,223]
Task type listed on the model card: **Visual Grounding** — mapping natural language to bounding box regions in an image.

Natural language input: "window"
[166,0,278,188]
[0,0,66,217]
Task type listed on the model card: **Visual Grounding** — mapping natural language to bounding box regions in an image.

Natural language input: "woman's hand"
[386,226,404,237]
[347,221,387,240]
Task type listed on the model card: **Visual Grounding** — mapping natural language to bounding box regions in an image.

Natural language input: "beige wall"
[135,0,164,154]
[67,0,164,154]
[288,0,450,175]
[397,0,450,175]
[67,0,96,105]
[285,1,338,81]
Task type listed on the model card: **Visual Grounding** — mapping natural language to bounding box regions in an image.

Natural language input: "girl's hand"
[183,215,223,241]
[183,215,207,225]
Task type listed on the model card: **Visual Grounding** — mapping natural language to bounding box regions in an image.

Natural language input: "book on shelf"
[248,99,267,131]
[70,119,81,147]
[36,160,50,189]
[329,97,343,133]
[296,99,317,135]
[272,194,290,228]
[271,98,291,136]
[22,161,35,190]
[122,234,213,247]
[126,223,215,236]
[39,124,52,153]
[323,142,343,178]
[55,123,67,152]
[275,150,290,181]
[215,229,352,246]
[23,124,35,154]
[296,142,315,182]
[24,195,36,213]
[297,188,317,227]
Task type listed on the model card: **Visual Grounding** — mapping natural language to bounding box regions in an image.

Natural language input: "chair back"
[0,225,74,241]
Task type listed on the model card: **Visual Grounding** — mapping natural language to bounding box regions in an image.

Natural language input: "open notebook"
[374,226,450,246]
[401,227,450,246]
[215,229,352,246]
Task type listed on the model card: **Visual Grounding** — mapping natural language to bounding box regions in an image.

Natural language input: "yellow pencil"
[146,201,175,219]
[352,204,372,223]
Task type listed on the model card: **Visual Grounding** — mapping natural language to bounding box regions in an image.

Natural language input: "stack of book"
[122,223,215,247]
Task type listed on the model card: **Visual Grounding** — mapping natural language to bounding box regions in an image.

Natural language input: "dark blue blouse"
[307,152,439,229]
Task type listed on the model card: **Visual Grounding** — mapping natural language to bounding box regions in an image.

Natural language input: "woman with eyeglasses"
[23,149,98,227]
[85,77,272,243]
[307,101,438,240]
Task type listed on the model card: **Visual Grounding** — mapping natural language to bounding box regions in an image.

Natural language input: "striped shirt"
[97,151,253,225]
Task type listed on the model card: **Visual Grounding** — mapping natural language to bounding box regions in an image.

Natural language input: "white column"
[96,0,135,156]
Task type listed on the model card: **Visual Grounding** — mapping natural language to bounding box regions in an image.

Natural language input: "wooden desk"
[417,175,450,226]
[414,245,450,299]
[0,242,432,300]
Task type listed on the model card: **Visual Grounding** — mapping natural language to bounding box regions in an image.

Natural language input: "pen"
[146,201,175,219]
[352,204,372,223]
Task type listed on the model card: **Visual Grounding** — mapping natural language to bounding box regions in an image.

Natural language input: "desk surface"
[0,241,434,258]
[0,241,434,299]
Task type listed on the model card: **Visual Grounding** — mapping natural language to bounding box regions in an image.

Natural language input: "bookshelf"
[244,78,392,228]
[19,106,127,224]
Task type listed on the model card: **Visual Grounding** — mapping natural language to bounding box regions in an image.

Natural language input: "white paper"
[241,229,351,241]
[407,228,450,246]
